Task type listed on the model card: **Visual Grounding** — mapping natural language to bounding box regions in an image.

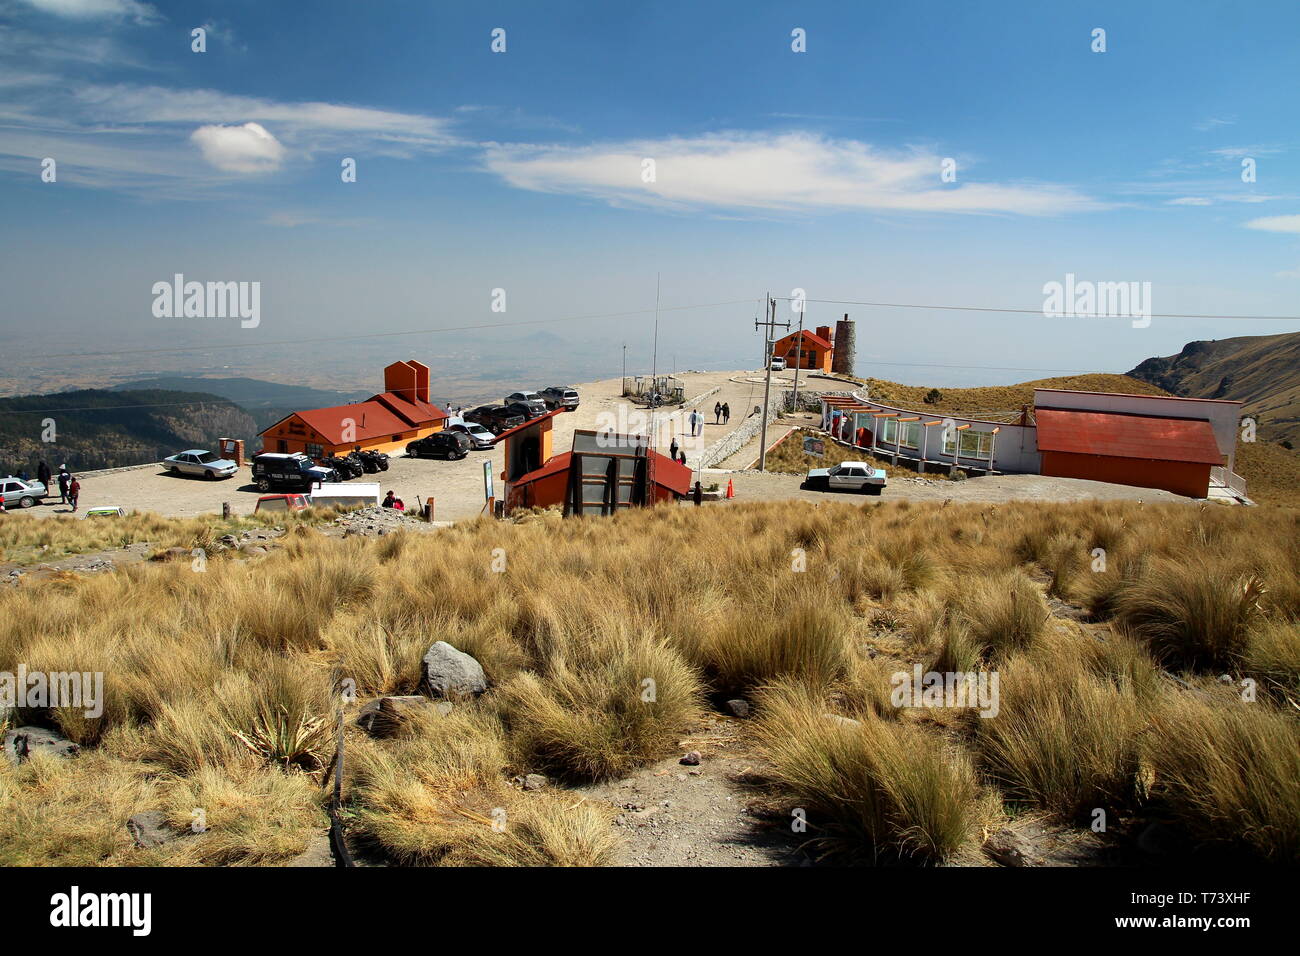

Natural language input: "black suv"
[252,452,334,492]
[465,404,525,435]
[407,431,471,460]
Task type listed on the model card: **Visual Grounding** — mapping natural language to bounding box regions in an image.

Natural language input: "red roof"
[512,448,692,497]
[293,401,410,445]
[373,391,448,428]
[775,329,833,352]
[491,408,564,444]
[1036,408,1222,465]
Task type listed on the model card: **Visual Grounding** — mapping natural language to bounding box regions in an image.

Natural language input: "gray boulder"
[4,725,80,765]
[421,641,488,698]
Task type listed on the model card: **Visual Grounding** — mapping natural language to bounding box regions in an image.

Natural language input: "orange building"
[259,360,448,458]
[772,326,835,373]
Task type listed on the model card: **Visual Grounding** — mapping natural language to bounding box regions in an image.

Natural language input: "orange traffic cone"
[725,478,735,499]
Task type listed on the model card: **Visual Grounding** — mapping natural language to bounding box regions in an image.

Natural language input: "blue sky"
[2,0,1298,388]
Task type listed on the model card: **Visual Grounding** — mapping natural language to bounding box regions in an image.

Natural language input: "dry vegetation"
[1,496,1297,866]
[856,374,1169,423]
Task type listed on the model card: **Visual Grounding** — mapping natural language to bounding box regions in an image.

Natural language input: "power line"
[773,296,1300,322]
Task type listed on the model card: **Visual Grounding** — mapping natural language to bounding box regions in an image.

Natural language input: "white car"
[446,421,496,450]
[163,449,238,480]
[0,476,47,509]
[801,461,887,495]
[769,357,787,371]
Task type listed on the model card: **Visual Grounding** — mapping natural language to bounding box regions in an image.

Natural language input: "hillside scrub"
[0,497,1297,865]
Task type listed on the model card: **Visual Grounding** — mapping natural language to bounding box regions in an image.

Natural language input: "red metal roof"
[775,329,833,352]
[1036,408,1222,465]
[490,408,564,444]
[292,401,410,445]
[512,448,692,497]
[372,391,448,428]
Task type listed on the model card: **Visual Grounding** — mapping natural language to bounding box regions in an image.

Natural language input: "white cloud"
[1168,197,1213,206]
[1194,117,1235,131]
[190,122,284,173]
[17,0,158,22]
[484,132,1097,217]
[1244,214,1300,234]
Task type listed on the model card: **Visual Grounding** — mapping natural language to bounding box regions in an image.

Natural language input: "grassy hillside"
[112,376,370,432]
[0,389,257,475]
[859,374,1169,422]
[1,500,1296,866]
[1127,332,1300,446]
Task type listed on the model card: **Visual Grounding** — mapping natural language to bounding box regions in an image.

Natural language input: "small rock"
[725,699,751,718]
[680,750,701,766]
[822,713,862,727]
[983,827,1042,867]
[523,773,548,791]
[127,810,181,849]
[357,695,451,736]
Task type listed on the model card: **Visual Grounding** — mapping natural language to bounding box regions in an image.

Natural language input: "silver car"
[1,476,47,509]
[163,449,238,480]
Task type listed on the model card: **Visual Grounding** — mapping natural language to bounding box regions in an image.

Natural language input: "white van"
[309,482,381,510]
[769,357,787,371]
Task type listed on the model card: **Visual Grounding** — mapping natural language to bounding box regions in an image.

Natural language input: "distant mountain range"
[0,388,257,476]
[1127,331,1300,446]
[112,376,369,431]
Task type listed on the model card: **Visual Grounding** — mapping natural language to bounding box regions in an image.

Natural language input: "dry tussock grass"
[0,496,1296,864]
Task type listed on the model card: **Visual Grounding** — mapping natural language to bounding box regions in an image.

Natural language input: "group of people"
[6,461,81,511]
[381,490,406,511]
[713,401,731,425]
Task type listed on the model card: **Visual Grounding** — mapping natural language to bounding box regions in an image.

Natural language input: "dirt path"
[580,712,812,867]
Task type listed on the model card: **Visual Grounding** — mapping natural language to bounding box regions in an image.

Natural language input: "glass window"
[306,443,323,459]
[881,419,920,449]
[943,429,994,458]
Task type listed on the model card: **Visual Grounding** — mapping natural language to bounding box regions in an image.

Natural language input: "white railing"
[1210,466,1248,497]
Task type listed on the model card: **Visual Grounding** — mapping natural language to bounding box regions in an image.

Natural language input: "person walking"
[37,460,51,492]
[67,475,81,512]
[57,466,70,504]
[677,449,687,466]
[669,436,680,460]
[714,401,722,425]
[722,403,731,425]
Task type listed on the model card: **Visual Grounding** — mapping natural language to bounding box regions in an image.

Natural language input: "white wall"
[820,393,1041,474]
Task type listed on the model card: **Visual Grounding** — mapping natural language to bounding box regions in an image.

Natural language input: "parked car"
[251,452,333,493]
[0,476,46,509]
[446,421,496,449]
[84,506,127,518]
[254,493,311,513]
[465,404,525,435]
[505,391,548,418]
[800,461,887,495]
[769,357,787,371]
[407,431,471,460]
[539,385,580,411]
[163,449,238,480]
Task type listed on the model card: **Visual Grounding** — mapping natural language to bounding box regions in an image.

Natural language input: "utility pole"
[790,299,805,414]
[622,343,627,397]
[755,293,790,472]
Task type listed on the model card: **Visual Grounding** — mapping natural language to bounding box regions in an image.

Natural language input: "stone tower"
[832,314,856,376]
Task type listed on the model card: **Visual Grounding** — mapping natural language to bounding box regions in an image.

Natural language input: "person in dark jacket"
[669,437,680,460]
[57,467,71,504]
[37,461,51,491]
[722,403,731,424]
[714,401,722,425]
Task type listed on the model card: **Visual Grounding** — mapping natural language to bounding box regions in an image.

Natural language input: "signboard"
[483,460,494,502]
[803,435,826,457]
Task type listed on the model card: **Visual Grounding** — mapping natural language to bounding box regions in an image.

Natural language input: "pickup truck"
[801,461,887,495]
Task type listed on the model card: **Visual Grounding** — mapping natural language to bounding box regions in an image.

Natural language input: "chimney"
[815,325,832,342]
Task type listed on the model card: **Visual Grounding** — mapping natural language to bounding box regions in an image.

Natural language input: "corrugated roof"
[775,329,833,351]
[1036,408,1222,465]
[512,447,692,497]
[293,401,409,445]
